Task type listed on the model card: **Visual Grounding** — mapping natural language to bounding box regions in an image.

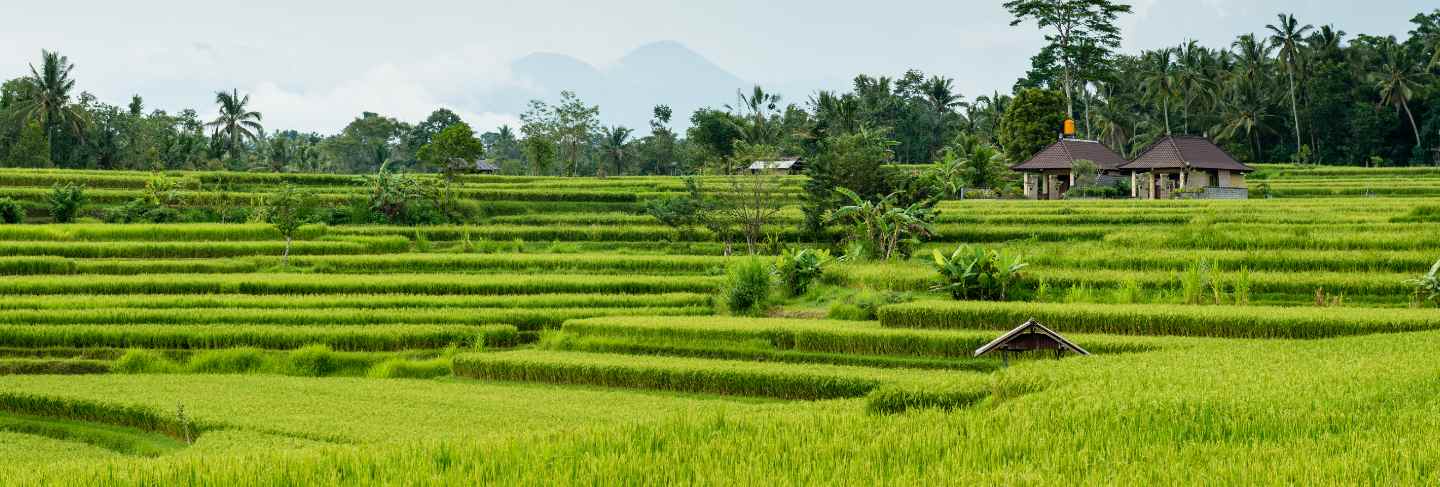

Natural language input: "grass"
[0,273,721,295]
[878,300,1440,338]
[4,167,1440,483]
[0,411,187,457]
[454,350,983,401]
[0,324,515,351]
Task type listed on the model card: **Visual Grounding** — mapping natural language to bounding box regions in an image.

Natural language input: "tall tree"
[1267,13,1315,155]
[998,88,1067,164]
[553,91,599,176]
[1370,38,1430,154]
[205,89,263,160]
[921,75,964,160]
[7,120,52,167]
[1141,48,1180,136]
[598,126,632,178]
[1004,0,1133,119]
[727,85,783,145]
[11,50,88,158]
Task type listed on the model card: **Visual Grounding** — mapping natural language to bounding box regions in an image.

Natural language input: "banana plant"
[828,187,937,261]
[929,245,1029,301]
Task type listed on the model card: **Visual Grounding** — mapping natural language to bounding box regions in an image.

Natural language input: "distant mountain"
[479,41,751,134]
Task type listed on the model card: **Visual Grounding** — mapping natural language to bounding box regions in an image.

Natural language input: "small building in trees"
[747,157,804,175]
[1010,135,1129,200]
[1119,136,1254,200]
[473,159,500,175]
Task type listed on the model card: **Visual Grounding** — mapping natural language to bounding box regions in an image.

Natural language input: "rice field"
[0,166,1438,484]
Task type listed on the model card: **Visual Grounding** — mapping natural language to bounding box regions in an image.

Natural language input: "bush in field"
[266,184,317,266]
[46,182,87,223]
[644,176,710,239]
[113,349,179,373]
[365,164,446,225]
[930,245,1029,301]
[367,357,451,379]
[829,188,937,261]
[1407,259,1440,308]
[286,344,339,377]
[723,257,772,315]
[186,348,269,374]
[773,248,830,297]
[0,198,23,224]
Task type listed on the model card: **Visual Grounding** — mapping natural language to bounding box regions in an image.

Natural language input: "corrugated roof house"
[747,157,804,175]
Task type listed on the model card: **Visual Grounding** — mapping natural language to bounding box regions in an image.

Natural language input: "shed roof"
[1119,136,1254,172]
[474,159,500,172]
[1010,139,1128,172]
[974,319,1090,357]
[748,158,803,171]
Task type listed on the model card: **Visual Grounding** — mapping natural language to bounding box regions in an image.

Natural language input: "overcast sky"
[2,0,1432,134]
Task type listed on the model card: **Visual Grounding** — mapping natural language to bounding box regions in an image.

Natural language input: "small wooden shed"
[974,319,1090,360]
[473,159,500,175]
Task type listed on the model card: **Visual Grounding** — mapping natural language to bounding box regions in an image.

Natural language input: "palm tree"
[11,50,89,146]
[1176,41,1218,135]
[1370,40,1430,153]
[921,75,963,160]
[1266,13,1314,156]
[598,126,632,178]
[1141,48,1180,136]
[206,89,264,159]
[1212,94,1275,164]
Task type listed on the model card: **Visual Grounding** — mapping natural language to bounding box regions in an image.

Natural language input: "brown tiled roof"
[1010,139,1128,172]
[1119,136,1254,172]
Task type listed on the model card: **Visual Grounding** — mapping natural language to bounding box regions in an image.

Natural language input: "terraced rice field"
[1,166,1439,484]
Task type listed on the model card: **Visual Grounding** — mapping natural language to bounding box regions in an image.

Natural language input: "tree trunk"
[1163,98,1171,136]
[1286,69,1302,155]
[282,236,292,267]
[1403,100,1422,152]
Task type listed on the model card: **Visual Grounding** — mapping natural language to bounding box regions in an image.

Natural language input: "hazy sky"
[2,0,1432,133]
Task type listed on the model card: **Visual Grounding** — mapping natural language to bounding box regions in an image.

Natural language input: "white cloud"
[241,46,523,134]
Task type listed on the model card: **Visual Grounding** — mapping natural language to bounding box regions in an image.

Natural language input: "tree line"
[1,4,1437,175]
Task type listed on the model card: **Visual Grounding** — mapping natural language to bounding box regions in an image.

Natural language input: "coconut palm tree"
[1141,48,1180,136]
[1266,13,1314,156]
[1212,87,1276,163]
[598,126,632,178]
[1176,41,1219,135]
[206,89,264,160]
[11,50,89,146]
[921,75,964,160]
[1370,40,1430,153]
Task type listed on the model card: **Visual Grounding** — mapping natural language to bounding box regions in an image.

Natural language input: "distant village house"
[473,159,500,175]
[747,157,804,175]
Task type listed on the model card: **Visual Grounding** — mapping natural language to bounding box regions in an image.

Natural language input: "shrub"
[929,245,1029,301]
[185,348,269,374]
[0,197,23,224]
[367,358,452,379]
[723,258,772,315]
[113,349,179,374]
[285,345,339,377]
[773,248,830,297]
[46,182,87,223]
